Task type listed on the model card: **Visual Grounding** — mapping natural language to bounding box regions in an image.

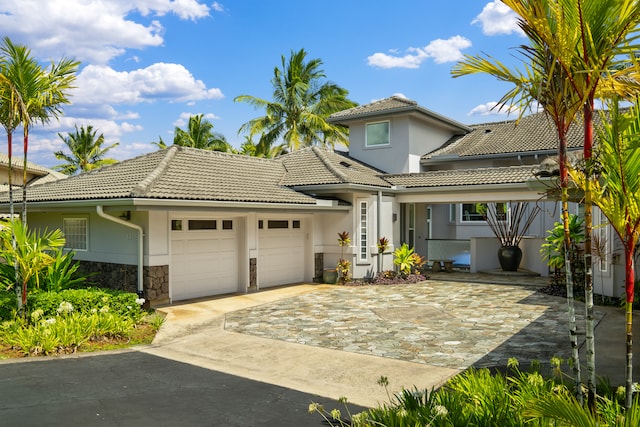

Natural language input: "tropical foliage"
[55,125,119,174]
[154,114,232,152]
[337,231,351,284]
[569,99,640,408]
[453,0,640,407]
[311,359,640,426]
[392,243,425,277]
[235,48,357,151]
[0,36,78,222]
[0,220,65,316]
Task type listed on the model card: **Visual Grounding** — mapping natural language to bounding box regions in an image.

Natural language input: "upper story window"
[365,121,390,147]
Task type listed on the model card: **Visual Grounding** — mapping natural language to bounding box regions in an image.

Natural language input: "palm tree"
[234,48,357,151]
[452,4,585,401]
[238,135,287,158]
[0,37,78,223]
[570,99,640,409]
[453,0,640,407]
[172,114,231,151]
[54,125,119,175]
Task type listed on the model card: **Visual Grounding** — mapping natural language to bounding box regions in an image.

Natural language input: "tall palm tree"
[173,114,231,151]
[0,37,78,223]
[54,125,119,175]
[453,0,640,407]
[570,99,640,409]
[234,48,357,151]
[452,5,585,402]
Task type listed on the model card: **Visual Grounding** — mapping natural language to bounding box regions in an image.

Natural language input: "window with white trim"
[365,121,390,147]
[461,203,507,222]
[63,218,88,251]
[359,201,368,261]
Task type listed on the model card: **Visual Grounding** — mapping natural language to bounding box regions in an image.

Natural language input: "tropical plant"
[393,243,425,277]
[172,114,231,151]
[453,0,640,406]
[377,236,389,254]
[0,37,78,222]
[54,125,118,174]
[235,48,357,151]
[477,201,540,247]
[569,98,640,408]
[237,135,287,158]
[337,231,351,284]
[541,214,585,270]
[0,220,65,317]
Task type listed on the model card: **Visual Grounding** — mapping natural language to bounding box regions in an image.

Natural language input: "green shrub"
[27,288,145,323]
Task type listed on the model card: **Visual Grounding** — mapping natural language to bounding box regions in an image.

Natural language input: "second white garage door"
[258,219,305,288]
[171,218,238,301]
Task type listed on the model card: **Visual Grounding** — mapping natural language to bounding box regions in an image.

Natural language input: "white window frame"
[365,121,390,148]
[358,201,368,262]
[63,217,88,251]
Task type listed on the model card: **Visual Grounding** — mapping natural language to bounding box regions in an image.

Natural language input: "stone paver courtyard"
[225,280,602,370]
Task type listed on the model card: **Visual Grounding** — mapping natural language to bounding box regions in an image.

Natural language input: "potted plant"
[478,202,540,272]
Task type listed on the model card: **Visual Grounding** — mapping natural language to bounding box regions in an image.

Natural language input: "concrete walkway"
[149,278,638,408]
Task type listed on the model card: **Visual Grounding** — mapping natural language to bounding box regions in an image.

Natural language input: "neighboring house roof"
[280,146,391,188]
[384,165,537,188]
[423,110,588,161]
[328,95,471,133]
[0,153,67,193]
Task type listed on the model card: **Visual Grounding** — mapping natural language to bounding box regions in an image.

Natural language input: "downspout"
[96,205,144,298]
[377,190,382,274]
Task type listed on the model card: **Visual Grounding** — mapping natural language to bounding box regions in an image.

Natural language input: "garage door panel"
[258,221,305,288]
[171,225,239,301]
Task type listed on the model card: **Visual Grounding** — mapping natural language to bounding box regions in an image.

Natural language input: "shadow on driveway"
[0,351,365,426]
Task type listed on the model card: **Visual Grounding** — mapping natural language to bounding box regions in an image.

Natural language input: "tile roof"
[329,95,471,132]
[423,110,588,160]
[0,153,66,176]
[1,147,318,205]
[280,147,391,187]
[384,165,537,188]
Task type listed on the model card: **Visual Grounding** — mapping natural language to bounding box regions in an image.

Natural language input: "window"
[365,121,390,147]
[63,218,88,251]
[359,201,368,261]
[267,220,289,229]
[449,204,456,222]
[222,220,233,230]
[461,203,507,222]
[188,219,216,230]
[171,220,183,231]
[292,220,301,229]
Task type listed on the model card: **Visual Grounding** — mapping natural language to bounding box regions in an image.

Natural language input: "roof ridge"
[131,146,179,197]
[312,146,349,182]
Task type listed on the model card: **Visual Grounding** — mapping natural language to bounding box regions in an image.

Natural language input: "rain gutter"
[96,205,144,297]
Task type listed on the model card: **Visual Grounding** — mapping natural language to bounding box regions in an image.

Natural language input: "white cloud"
[472,1,524,36]
[0,0,211,63]
[73,63,224,106]
[367,36,471,69]
[468,101,526,117]
[173,112,221,127]
[212,2,225,12]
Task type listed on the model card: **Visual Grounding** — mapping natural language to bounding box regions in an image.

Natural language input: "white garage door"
[258,219,305,288]
[171,218,238,301]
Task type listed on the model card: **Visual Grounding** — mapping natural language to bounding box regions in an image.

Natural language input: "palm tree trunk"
[624,241,635,409]
[21,128,27,226]
[583,102,596,413]
[560,139,582,404]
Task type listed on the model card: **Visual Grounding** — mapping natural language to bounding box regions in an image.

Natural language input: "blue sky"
[0,0,528,168]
